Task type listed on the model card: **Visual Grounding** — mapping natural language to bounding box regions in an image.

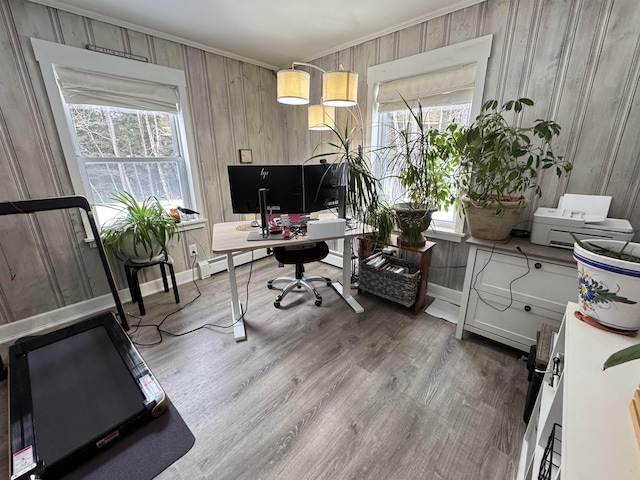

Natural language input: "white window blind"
[376,63,477,112]
[55,66,179,113]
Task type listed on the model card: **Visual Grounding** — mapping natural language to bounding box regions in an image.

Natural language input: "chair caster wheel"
[326,281,332,287]
[267,284,273,289]
[315,300,322,307]
[274,301,281,308]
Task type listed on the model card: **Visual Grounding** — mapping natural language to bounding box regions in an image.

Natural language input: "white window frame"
[31,38,204,241]
[367,34,493,242]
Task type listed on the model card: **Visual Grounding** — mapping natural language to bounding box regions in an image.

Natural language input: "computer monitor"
[227,165,304,215]
[302,163,343,213]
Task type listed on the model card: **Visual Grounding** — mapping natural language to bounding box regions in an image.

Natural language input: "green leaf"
[603,344,640,370]
[483,99,498,111]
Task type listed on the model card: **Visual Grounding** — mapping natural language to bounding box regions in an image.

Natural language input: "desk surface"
[212,219,370,254]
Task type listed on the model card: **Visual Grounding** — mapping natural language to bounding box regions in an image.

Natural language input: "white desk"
[212,220,369,341]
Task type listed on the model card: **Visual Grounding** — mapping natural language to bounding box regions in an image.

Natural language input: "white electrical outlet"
[189,244,197,257]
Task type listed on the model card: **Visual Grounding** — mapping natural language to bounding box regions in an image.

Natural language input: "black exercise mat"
[61,401,195,480]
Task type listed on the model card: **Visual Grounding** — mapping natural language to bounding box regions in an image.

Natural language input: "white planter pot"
[573,239,640,330]
[119,232,164,263]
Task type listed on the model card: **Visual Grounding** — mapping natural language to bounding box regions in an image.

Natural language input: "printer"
[530,194,634,249]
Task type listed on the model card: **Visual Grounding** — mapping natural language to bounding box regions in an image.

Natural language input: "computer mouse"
[250,220,259,227]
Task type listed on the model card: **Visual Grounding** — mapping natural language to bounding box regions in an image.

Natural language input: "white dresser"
[517,302,640,479]
[456,237,576,352]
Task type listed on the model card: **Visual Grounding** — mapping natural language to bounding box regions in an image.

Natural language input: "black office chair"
[267,242,332,308]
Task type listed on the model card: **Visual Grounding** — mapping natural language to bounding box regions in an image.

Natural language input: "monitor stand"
[247,188,279,241]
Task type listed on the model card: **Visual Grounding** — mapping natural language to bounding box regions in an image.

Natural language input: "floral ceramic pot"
[573,239,640,330]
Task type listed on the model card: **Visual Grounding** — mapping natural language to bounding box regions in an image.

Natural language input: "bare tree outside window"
[68,105,188,227]
[375,103,471,225]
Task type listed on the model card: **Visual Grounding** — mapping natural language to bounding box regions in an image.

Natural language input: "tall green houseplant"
[381,98,462,246]
[309,122,381,222]
[451,97,572,240]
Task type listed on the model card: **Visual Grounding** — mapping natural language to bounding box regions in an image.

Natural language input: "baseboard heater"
[197,248,270,279]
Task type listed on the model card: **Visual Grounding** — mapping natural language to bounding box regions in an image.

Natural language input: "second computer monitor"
[303,163,344,214]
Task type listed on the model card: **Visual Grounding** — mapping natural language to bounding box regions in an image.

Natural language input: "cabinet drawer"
[465,290,562,350]
[472,249,576,311]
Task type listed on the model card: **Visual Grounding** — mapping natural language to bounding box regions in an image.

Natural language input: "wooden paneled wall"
[0,0,291,323]
[1,0,640,323]
[301,0,640,291]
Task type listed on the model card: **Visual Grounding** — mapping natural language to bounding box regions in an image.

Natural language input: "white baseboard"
[425,284,462,306]
[196,249,269,279]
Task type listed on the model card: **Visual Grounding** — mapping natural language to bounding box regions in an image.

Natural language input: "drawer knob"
[524,305,532,312]
[534,262,542,269]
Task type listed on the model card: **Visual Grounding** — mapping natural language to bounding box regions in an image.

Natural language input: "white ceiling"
[30,0,483,70]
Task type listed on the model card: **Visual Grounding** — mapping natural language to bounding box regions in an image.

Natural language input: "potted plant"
[573,236,640,332]
[381,98,462,246]
[100,191,178,263]
[363,200,396,244]
[309,123,381,222]
[451,98,572,240]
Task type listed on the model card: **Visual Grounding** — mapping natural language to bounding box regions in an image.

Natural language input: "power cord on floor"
[472,239,531,312]
[128,249,255,347]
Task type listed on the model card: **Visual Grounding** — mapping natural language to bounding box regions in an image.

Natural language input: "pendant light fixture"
[322,70,358,107]
[308,104,336,130]
[276,62,358,109]
[276,69,310,105]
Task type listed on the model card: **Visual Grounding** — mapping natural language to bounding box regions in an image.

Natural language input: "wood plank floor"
[0,258,529,480]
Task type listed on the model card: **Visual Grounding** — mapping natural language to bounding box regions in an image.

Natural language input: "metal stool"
[267,242,332,308]
[124,256,179,315]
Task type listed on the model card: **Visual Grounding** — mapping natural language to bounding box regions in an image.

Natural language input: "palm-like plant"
[309,123,381,221]
[384,98,462,211]
[100,191,178,261]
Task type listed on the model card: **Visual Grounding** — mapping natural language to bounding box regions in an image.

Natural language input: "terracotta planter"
[462,195,529,241]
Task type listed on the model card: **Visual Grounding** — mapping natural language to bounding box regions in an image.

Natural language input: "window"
[66,104,188,227]
[32,38,203,238]
[375,103,472,229]
[367,35,493,239]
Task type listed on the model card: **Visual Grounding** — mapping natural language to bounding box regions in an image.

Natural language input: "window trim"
[31,37,203,241]
[366,35,493,239]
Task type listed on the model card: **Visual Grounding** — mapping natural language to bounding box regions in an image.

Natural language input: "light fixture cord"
[291,62,326,73]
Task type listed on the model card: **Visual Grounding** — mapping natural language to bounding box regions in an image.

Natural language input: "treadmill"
[1,197,167,480]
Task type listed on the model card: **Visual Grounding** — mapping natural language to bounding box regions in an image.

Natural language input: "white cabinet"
[518,302,640,479]
[456,237,576,352]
